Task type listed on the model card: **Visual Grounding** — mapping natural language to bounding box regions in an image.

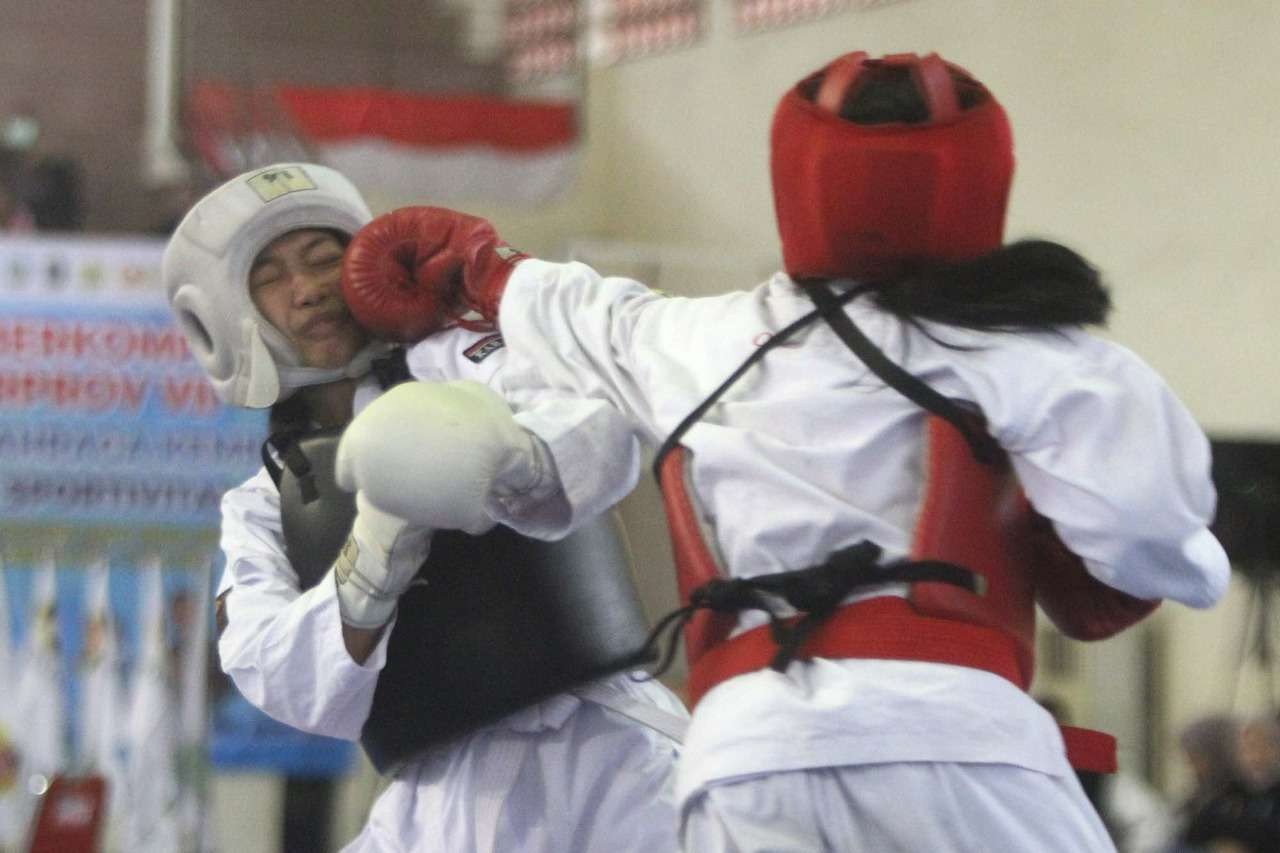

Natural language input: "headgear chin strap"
[770,52,1014,282]
[275,341,388,399]
[164,162,381,408]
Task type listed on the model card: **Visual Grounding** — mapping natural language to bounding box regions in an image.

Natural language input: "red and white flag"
[188,82,580,205]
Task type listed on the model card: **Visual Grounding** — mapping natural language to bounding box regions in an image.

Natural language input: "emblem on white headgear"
[163,163,379,408]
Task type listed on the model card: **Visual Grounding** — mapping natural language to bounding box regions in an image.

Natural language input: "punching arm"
[335,380,556,534]
[341,206,528,341]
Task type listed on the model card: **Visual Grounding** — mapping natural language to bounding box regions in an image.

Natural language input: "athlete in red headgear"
[338,52,1228,851]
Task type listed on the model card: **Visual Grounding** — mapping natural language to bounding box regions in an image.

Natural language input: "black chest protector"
[270,414,654,774]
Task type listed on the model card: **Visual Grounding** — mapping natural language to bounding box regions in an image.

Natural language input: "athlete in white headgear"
[164,163,687,852]
[164,163,386,408]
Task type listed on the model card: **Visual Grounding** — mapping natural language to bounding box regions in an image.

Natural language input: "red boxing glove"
[1024,508,1160,641]
[341,206,527,342]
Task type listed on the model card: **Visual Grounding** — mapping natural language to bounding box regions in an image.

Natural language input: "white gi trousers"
[342,687,684,853]
[682,762,1115,853]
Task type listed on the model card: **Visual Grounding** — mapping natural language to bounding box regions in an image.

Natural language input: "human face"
[249,228,368,369]
[1237,720,1280,790]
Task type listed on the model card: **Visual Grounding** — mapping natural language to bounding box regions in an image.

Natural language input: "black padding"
[278,428,351,588]
[278,431,655,774]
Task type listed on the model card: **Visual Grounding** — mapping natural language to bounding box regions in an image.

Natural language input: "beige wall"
[456,0,1280,435]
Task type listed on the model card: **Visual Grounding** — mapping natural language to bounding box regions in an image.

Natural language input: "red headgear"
[770,52,1014,281]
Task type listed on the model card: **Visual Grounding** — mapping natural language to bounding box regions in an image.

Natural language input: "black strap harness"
[642,281,994,677]
[261,347,413,496]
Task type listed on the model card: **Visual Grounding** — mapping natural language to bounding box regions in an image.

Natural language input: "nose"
[290,269,332,307]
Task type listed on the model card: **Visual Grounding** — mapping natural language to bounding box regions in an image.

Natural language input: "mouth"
[296,309,352,339]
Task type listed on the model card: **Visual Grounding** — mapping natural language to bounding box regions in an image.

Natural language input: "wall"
[0,0,159,232]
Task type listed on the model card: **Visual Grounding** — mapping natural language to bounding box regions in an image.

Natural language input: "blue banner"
[0,235,266,528]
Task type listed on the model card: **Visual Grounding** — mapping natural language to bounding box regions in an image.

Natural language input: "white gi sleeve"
[495,391,644,539]
[493,260,670,540]
[407,314,647,539]
[979,334,1230,608]
[498,260,666,444]
[217,469,389,740]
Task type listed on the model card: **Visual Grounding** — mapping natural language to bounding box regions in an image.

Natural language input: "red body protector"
[657,415,1156,775]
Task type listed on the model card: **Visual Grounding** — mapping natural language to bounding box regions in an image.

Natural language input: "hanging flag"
[187,82,580,205]
[8,557,67,848]
[124,558,180,853]
[0,560,11,689]
[175,562,213,852]
[78,558,129,852]
[15,557,67,779]
[0,563,26,851]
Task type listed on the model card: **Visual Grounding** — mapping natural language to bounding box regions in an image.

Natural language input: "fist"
[334,380,538,534]
[341,206,526,342]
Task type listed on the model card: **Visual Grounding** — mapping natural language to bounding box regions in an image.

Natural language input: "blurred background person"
[0,151,36,233]
[1167,713,1278,853]
[1038,694,1177,853]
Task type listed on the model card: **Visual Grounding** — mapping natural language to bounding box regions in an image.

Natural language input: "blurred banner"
[0,235,351,852]
[0,234,264,529]
[586,0,703,65]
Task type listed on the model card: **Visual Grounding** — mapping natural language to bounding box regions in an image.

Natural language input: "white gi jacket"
[216,327,686,853]
[494,262,1230,818]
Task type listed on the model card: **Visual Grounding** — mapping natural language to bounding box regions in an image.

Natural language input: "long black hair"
[817,62,1112,333]
[866,239,1111,332]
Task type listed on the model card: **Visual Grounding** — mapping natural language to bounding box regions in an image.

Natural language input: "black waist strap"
[640,541,978,679]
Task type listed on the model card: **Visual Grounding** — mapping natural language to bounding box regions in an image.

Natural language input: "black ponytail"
[867,239,1111,333]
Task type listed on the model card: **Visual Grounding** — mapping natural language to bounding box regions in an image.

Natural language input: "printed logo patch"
[464,333,505,363]
[247,166,317,202]
[334,537,360,586]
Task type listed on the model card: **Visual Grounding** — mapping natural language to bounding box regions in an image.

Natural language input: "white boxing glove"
[334,491,432,629]
[335,380,553,535]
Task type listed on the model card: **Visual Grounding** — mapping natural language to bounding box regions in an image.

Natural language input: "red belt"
[685,595,1116,775]
[687,595,1026,708]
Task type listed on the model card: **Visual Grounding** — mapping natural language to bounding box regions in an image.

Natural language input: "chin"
[304,337,366,370]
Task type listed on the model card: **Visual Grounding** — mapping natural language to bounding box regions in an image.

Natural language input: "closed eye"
[249,265,284,289]
[307,253,343,270]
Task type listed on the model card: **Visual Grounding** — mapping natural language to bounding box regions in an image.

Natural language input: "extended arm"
[983,337,1230,609]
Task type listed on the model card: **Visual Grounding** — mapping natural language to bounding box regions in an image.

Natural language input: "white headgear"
[163,162,386,408]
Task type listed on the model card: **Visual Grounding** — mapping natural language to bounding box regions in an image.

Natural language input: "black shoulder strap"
[261,346,410,492]
[260,429,323,502]
[371,346,412,390]
[652,281,1001,480]
[806,280,1002,465]
[652,298,843,479]
[261,430,292,490]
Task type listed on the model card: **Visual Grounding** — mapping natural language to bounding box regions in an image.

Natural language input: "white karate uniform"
[216,326,686,853]
[493,260,1232,853]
